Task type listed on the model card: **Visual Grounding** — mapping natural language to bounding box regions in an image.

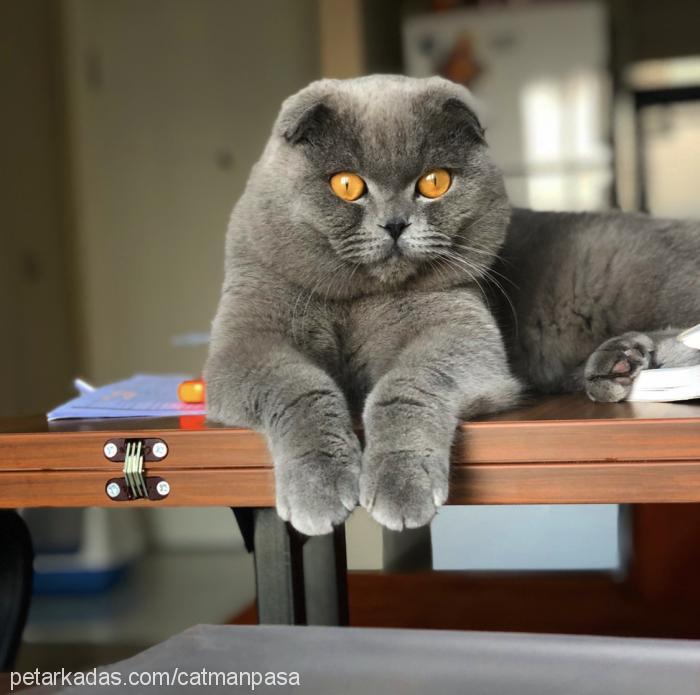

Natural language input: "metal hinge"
[102,437,171,501]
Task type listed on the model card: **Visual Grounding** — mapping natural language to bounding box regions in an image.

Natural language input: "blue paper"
[47,374,207,421]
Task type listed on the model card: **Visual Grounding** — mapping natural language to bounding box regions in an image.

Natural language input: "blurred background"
[3,0,700,672]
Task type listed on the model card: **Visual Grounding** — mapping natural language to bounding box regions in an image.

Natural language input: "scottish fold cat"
[205,75,700,535]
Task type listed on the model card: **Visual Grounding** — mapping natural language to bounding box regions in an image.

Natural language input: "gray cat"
[204,75,700,536]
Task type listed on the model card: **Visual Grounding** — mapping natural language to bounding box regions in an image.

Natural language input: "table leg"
[251,508,307,625]
[303,526,349,626]
[232,508,348,626]
[0,510,33,670]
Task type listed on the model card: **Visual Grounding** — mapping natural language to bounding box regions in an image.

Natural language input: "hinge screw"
[152,442,168,459]
[106,482,121,499]
[103,442,118,458]
[156,480,171,497]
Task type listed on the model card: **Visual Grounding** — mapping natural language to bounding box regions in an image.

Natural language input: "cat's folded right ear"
[277,87,336,146]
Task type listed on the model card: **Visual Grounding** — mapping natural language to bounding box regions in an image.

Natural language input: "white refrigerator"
[403,1,612,211]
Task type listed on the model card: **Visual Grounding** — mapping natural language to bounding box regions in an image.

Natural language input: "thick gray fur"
[495,209,700,401]
[205,75,699,535]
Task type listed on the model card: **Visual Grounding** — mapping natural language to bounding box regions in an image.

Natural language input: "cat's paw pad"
[585,333,654,402]
[359,449,449,531]
[276,448,361,536]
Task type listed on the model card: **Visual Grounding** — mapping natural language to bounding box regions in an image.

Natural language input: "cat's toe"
[276,451,360,536]
[584,333,654,402]
[585,377,632,403]
[360,450,449,531]
[277,483,356,536]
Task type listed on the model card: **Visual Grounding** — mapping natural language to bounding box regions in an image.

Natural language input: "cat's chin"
[363,254,419,287]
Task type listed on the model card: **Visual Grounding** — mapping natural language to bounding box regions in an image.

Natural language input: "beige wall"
[0,0,76,416]
[62,0,320,384]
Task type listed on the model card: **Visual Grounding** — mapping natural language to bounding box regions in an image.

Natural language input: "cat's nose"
[380,218,411,240]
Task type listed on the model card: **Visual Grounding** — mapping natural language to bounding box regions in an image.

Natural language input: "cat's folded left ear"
[442,97,486,144]
[422,76,487,144]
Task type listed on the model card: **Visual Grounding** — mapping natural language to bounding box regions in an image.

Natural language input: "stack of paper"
[629,364,700,402]
[628,324,700,402]
[48,374,207,421]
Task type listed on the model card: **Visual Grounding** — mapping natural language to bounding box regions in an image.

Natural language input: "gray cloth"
[35,625,700,694]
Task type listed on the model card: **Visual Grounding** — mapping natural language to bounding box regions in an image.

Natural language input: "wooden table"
[1,395,699,667]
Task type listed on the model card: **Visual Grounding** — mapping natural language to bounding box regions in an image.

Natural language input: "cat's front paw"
[359,448,449,531]
[584,332,654,402]
[275,441,361,536]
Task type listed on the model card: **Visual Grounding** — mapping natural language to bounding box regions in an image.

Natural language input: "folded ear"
[443,96,486,144]
[282,101,334,145]
[276,83,337,146]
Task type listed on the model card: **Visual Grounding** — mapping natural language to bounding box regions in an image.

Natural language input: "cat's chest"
[308,290,470,401]
[289,295,411,398]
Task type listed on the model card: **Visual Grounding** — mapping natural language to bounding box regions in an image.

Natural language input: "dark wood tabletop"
[1,394,699,509]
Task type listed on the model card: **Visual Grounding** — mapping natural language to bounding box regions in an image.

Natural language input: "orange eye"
[417,168,451,198]
[330,172,366,201]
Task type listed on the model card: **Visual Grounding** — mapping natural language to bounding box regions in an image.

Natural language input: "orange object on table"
[178,378,205,404]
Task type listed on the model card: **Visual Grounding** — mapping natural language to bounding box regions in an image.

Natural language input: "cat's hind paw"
[584,332,654,402]
[359,448,449,531]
